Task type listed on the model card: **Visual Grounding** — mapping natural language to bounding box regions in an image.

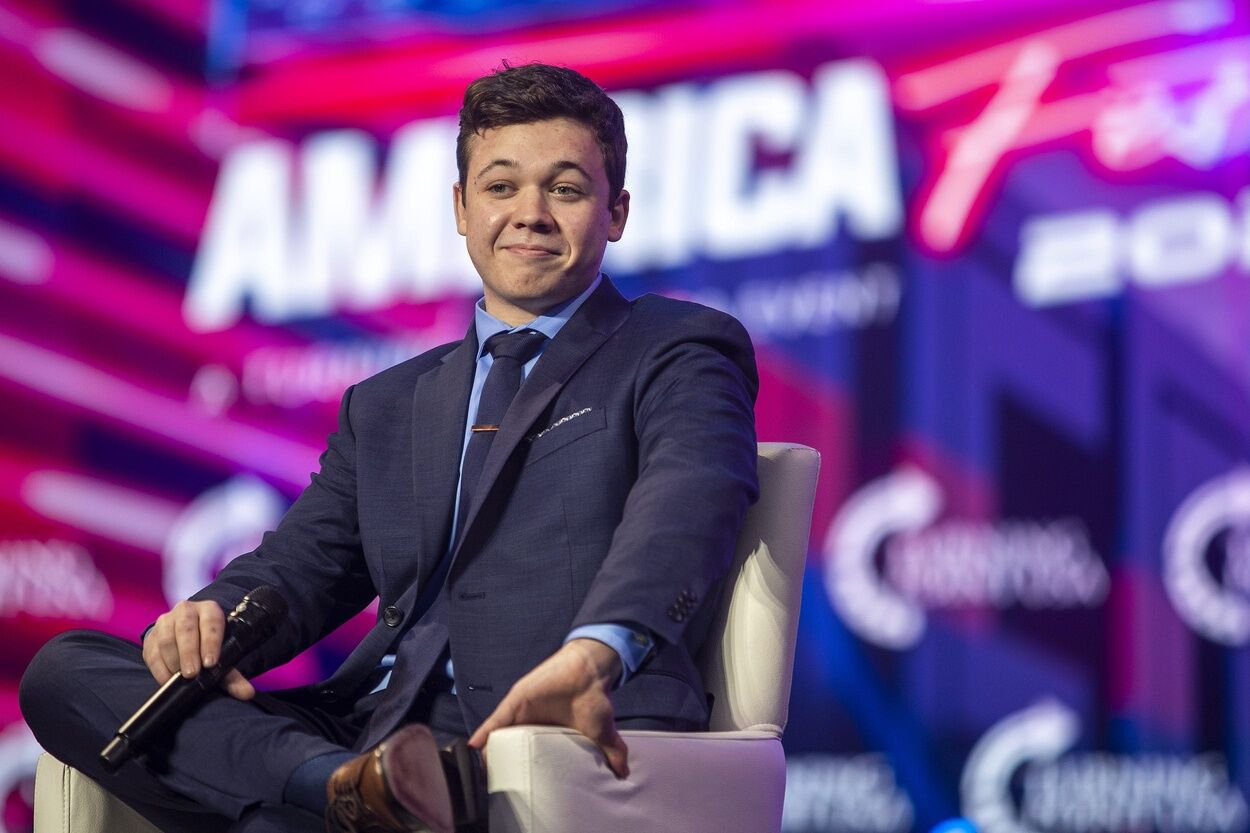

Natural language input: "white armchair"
[34,442,819,833]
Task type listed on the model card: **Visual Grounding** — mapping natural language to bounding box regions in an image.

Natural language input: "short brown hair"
[456,62,627,204]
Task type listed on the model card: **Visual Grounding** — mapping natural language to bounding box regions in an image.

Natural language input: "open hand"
[468,638,628,777]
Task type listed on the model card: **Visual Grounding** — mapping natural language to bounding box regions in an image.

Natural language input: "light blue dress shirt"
[372,274,653,694]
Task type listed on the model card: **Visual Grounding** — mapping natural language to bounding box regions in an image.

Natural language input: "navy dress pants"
[18,630,462,833]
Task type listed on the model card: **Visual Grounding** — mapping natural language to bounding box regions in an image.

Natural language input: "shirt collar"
[473,273,603,358]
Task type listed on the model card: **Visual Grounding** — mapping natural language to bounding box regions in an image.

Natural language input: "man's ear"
[608,188,629,243]
[452,181,467,236]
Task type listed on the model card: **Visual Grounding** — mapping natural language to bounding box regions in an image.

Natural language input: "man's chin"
[489,287,585,320]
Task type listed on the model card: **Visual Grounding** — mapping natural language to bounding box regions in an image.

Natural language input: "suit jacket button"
[383,606,404,627]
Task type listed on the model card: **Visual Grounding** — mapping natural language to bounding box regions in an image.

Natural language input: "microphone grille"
[243,585,289,620]
[227,585,289,635]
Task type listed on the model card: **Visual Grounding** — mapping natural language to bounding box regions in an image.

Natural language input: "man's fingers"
[173,602,203,678]
[467,712,503,749]
[145,600,227,686]
[578,704,629,779]
[222,669,255,700]
[599,731,629,779]
[155,618,181,681]
[197,603,225,667]
[142,630,172,684]
[469,700,516,749]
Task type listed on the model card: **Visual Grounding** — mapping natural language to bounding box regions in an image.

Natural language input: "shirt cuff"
[565,623,654,689]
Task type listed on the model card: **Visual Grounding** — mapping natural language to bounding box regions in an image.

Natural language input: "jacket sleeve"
[190,384,376,678]
[569,307,759,647]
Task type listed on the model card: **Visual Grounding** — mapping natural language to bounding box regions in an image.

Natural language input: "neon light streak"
[917,41,1059,252]
[434,31,664,77]
[911,83,1106,254]
[0,109,208,243]
[232,0,912,122]
[896,0,1241,251]
[0,454,184,556]
[0,1,251,159]
[0,220,52,285]
[0,216,303,368]
[0,333,319,489]
[894,0,1233,110]
[33,27,174,113]
[1107,34,1250,83]
[912,46,1250,252]
[20,469,181,554]
[1095,43,1250,170]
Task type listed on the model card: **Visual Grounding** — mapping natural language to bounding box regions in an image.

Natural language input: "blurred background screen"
[2,0,1250,831]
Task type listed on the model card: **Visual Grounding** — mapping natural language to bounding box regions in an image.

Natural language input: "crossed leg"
[20,630,361,833]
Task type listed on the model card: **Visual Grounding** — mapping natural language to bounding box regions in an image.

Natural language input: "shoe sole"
[382,725,455,833]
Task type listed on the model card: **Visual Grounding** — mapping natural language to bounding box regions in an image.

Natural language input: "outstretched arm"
[469,306,759,776]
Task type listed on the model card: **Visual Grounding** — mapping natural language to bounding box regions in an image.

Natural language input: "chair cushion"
[35,754,162,833]
[486,726,785,833]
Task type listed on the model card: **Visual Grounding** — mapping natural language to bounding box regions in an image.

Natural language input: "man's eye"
[552,185,581,197]
[486,183,512,194]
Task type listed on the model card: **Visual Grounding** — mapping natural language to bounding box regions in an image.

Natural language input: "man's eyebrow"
[550,161,591,180]
[476,158,518,179]
[475,159,593,181]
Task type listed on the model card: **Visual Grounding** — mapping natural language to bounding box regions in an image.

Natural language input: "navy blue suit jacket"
[193,278,759,742]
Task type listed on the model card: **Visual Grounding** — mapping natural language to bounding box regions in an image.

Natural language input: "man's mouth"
[503,244,559,257]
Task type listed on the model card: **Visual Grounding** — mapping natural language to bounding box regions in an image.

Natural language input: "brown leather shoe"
[324,724,480,833]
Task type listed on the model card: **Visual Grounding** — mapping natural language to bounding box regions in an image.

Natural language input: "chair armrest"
[34,754,163,833]
[36,730,786,833]
[485,727,785,833]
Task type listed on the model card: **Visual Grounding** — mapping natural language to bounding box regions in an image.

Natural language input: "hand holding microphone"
[101,586,288,773]
[143,595,262,701]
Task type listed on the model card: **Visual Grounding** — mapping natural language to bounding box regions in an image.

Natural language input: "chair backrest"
[697,442,820,735]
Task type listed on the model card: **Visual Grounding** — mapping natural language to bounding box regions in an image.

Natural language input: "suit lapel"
[451,278,632,562]
[410,325,477,584]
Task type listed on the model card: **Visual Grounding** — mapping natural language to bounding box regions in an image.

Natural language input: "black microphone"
[99,585,288,774]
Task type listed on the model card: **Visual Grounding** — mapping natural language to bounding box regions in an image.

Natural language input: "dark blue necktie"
[360,329,548,741]
[384,329,547,660]
[456,328,548,537]
[401,327,548,629]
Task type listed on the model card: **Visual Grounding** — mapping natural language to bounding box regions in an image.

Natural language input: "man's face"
[453,117,629,326]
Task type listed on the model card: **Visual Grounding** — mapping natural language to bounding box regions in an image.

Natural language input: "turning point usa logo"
[1163,467,1250,645]
[824,469,1108,649]
[963,700,1247,833]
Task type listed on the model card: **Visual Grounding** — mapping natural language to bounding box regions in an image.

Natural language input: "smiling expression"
[453,117,629,326]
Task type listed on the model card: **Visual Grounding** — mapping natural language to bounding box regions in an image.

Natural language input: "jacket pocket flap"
[524,407,607,466]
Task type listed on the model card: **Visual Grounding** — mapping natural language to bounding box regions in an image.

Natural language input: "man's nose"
[512,188,554,229]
